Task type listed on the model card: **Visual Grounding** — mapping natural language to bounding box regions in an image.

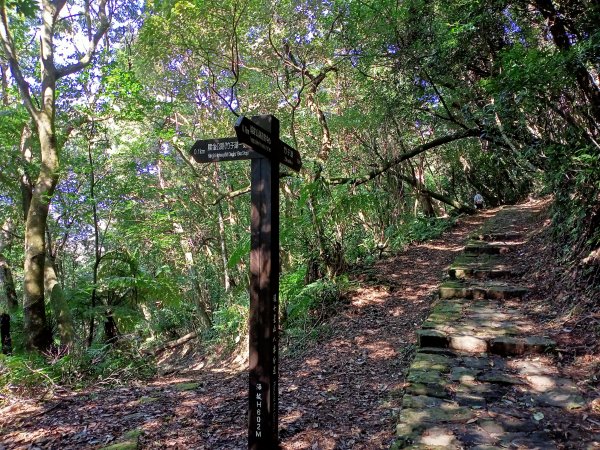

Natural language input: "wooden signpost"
[191,115,301,449]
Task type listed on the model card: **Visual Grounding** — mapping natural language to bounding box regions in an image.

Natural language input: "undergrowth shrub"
[210,288,249,349]
[152,302,203,339]
[0,342,155,399]
[547,143,600,288]
[280,268,351,351]
[389,215,457,251]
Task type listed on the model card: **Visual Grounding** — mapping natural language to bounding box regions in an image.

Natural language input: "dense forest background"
[0,0,598,386]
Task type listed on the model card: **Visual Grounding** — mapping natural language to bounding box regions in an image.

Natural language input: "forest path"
[1,199,598,449]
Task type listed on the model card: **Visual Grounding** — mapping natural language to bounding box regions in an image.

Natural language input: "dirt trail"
[1,199,597,449]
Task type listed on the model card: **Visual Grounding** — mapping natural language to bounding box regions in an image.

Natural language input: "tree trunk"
[19,124,34,220]
[87,136,101,347]
[44,254,74,348]
[0,219,18,311]
[140,303,155,339]
[214,168,231,292]
[104,310,119,344]
[87,261,99,347]
[217,202,231,292]
[0,257,15,355]
[0,255,18,311]
[23,119,58,351]
[1,0,110,352]
[0,62,8,106]
[417,192,436,217]
[0,313,11,354]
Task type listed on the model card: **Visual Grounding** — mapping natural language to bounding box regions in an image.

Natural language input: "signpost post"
[190,115,301,449]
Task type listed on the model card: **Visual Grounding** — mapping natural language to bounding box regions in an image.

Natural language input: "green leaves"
[5,0,38,18]
[227,234,250,269]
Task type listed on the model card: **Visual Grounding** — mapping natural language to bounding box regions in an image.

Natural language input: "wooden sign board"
[190,137,262,162]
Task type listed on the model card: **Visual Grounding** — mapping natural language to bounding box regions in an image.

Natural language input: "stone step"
[392,212,577,450]
[449,264,516,280]
[417,329,555,356]
[439,281,528,300]
[464,240,515,255]
[448,254,517,279]
[471,231,521,242]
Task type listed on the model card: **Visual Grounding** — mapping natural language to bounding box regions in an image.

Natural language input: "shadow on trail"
[0,209,496,449]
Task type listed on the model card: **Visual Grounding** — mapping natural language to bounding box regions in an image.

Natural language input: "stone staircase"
[392,207,588,449]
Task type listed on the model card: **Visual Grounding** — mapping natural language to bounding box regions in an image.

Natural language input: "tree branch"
[328,128,479,187]
[0,2,39,119]
[397,172,474,213]
[55,0,110,79]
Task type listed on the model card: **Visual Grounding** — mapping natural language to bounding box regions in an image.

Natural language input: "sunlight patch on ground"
[141,418,163,433]
[304,357,323,369]
[284,430,336,450]
[421,243,463,251]
[350,287,389,307]
[362,340,397,360]
[280,408,303,424]
[0,401,41,418]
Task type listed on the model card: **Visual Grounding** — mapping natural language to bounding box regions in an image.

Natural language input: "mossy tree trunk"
[44,254,74,348]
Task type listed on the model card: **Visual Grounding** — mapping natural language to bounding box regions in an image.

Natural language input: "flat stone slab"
[524,376,586,409]
[393,425,461,449]
[472,231,521,241]
[498,432,557,449]
[478,371,524,385]
[402,395,449,409]
[411,353,453,372]
[417,347,458,357]
[536,392,586,410]
[400,405,476,424]
[455,391,487,407]
[439,281,528,300]
[407,369,445,384]
[449,265,515,280]
[449,254,516,280]
[405,382,450,399]
[418,426,461,448]
[451,367,480,383]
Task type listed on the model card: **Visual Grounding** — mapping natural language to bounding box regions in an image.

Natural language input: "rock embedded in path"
[411,352,453,372]
[449,334,489,353]
[489,336,556,356]
[405,382,450,399]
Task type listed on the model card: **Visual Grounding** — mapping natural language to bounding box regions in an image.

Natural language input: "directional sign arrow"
[190,137,262,163]
[234,116,274,158]
[280,142,302,172]
[234,115,302,172]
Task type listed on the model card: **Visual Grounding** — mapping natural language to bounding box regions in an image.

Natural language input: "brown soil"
[1,198,598,449]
